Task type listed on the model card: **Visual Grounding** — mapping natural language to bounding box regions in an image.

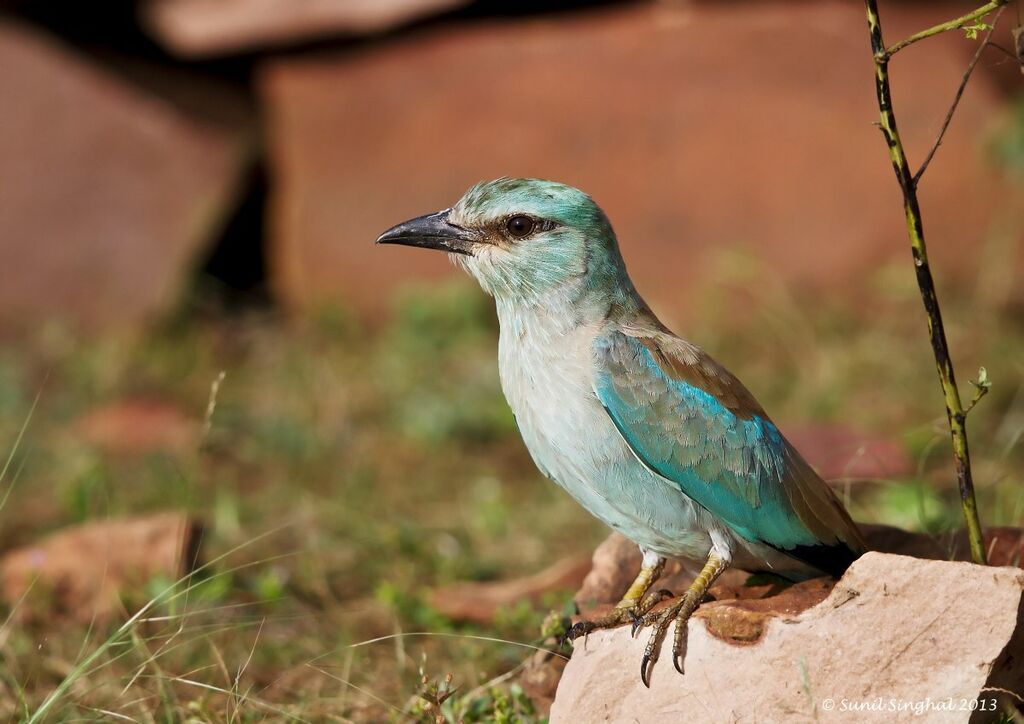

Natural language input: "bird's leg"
[566,550,669,642]
[635,550,729,688]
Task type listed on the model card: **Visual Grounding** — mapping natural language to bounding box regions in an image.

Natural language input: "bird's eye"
[505,215,535,238]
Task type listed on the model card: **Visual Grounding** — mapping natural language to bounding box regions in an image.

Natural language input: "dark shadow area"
[194,162,272,308]
[3,0,641,80]
[977,593,1024,722]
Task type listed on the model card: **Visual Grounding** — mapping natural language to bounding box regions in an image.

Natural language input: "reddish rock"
[0,20,250,334]
[865,522,1024,567]
[428,554,591,625]
[572,532,800,627]
[0,512,201,623]
[144,0,471,57]
[784,423,913,482]
[520,646,569,719]
[695,576,835,644]
[260,1,1021,319]
[573,530,649,611]
[76,398,200,456]
[579,524,1024,608]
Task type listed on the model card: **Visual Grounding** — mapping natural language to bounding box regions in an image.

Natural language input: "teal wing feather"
[593,327,865,575]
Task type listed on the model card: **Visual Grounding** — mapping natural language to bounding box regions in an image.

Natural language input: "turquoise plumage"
[594,326,862,576]
[377,178,866,685]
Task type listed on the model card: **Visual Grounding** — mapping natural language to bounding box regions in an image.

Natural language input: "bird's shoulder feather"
[611,312,766,419]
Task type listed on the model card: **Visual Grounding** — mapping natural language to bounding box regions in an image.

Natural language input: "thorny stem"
[879,0,1010,59]
[864,0,995,565]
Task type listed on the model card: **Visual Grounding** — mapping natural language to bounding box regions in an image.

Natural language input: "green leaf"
[963,21,992,40]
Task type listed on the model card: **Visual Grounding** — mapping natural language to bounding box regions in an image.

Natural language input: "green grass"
[1,251,1023,720]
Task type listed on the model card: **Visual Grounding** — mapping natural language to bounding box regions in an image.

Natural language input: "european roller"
[377,178,866,686]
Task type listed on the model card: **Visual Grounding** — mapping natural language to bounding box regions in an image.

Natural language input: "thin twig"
[881,0,1010,59]
[913,8,1006,185]
[864,0,989,565]
[987,42,1020,59]
[965,384,992,415]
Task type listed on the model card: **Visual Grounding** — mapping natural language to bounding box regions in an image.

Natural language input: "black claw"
[629,611,643,637]
[640,654,652,688]
[673,652,685,675]
[564,621,593,644]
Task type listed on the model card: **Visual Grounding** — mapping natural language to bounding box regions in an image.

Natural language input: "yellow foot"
[564,587,674,644]
[630,550,729,687]
[633,591,702,687]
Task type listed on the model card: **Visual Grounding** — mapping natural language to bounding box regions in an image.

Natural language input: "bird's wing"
[592,326,866,576]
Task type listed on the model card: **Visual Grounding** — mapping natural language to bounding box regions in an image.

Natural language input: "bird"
[377,178,866,686]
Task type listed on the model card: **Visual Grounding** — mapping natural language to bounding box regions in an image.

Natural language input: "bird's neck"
[492,275,643,340]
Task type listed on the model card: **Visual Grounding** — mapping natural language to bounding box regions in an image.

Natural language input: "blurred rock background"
[1,0,1022,332]
[1,0,1023,720]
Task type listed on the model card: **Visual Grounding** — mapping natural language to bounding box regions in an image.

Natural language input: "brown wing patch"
[614,307,767,419]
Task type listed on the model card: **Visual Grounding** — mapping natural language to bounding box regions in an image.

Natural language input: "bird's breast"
[493,306,718,558]
[495,306,624,487]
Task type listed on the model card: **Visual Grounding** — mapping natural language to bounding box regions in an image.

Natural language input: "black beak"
[376,209,477,256]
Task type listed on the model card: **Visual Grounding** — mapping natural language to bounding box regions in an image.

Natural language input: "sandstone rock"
[144,0,470,57]
[574,530,651,611]
[0,512,201,623]
[0,20,250,334]
[260,1,1021,318]
[520,646,570,719]
[552,552,1024,722]
[540,526,1024,718]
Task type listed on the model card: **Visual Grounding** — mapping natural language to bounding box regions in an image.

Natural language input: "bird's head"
[377,178,627,304]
